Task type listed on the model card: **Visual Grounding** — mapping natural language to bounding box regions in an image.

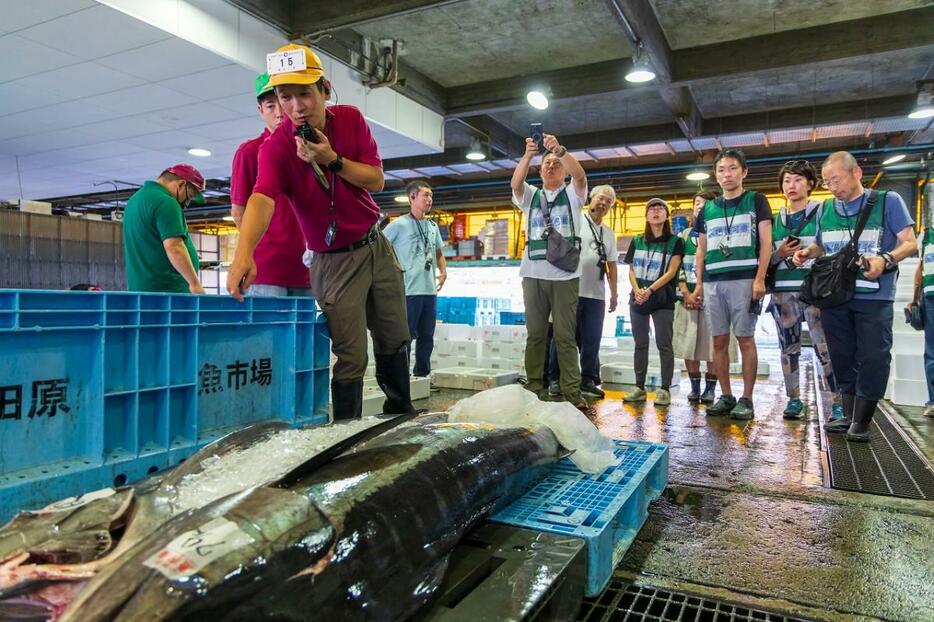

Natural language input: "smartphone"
[530,122,543,152]
[295,122,319,144]
[749,298,763,315]
[786,235,801,245]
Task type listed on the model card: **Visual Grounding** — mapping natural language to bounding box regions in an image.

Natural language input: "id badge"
[324,221,338,247]
[719,243,732,257]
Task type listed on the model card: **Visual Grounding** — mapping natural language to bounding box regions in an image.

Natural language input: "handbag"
[799,190,877,309]
[540,192,581,272]
[631,237,676,315]
[905,300,924,331]
[765,203,820,293]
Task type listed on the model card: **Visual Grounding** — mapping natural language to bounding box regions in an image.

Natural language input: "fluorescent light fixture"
[625,44,656,83]
[394,195,409,203]
[908,105,934,120]
[222,215,235,222]
[686,171,710,181]
[187,147,211,157]
[882,154,907,165]
[465,137,486,161]
[526,90,549,110]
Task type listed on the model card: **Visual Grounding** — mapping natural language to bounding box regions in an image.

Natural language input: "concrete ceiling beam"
[293,0,467,37]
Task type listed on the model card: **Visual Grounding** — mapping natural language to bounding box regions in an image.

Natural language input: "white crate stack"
[888,257,927,406]
[479,219,510,257]
[430,323,525,390]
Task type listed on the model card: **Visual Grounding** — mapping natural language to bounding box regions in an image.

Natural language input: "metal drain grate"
[578,581,815,622]
[824,404,934,500]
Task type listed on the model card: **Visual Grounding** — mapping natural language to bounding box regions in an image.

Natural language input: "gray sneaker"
[548,381,560,397]
[653,388,671,406]
[623,388,647,403]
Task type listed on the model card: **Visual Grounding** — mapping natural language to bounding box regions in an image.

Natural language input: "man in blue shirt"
[794,151,916,442]
[384,181,448,377]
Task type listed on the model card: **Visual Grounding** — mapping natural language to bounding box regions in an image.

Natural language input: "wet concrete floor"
[420,345,934,621]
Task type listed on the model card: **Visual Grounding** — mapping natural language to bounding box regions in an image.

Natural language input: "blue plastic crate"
[499,311,526,325]
[491,439,668,597]
[0,289,330,523]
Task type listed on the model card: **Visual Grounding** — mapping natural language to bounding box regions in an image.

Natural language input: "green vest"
[703,191,759,276]
[677,228,699,297]
[818,192,886,293]
[630,234,678,289]
[526,186,580,260]
[771,202,820,292]
[922,227,934,298]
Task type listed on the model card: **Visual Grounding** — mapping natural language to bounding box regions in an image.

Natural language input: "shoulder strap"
[851,190,878,246]
[792,202,820,236]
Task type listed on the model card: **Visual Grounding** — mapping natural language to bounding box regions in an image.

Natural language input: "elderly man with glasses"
[123,163,206,294]
[793,151,916,442]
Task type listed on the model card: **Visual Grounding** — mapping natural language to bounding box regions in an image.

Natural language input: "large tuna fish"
[61,422,561,621]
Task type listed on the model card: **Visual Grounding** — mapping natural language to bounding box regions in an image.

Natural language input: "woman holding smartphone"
[768,160,843,420]
[623,198,684,406]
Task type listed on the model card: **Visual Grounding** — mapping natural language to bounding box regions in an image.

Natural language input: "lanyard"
[720,194,742,243]
[411,215,431,258]
[585,215,606,257]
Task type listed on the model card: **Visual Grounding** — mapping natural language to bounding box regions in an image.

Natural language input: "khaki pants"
[309,230,410,382]
[523,277,582,402]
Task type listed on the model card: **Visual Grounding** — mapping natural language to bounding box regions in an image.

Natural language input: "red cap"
[165,163,205,204]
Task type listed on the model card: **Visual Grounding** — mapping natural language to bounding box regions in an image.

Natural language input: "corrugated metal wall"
[0,210,125,290]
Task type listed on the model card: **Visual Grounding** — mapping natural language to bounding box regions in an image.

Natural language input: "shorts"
[704,279,758,338]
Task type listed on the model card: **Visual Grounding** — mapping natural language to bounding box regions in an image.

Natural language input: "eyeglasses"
[820,176,845,189]
[647,205,668,212]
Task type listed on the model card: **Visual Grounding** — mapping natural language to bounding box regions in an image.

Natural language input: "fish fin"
[274,412,419,488]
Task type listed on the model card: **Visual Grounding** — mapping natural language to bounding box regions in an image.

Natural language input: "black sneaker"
[581,382,606,399]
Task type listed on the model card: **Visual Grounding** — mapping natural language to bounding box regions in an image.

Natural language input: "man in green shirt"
[123,164,206,293]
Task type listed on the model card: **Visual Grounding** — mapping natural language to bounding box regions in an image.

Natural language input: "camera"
[295,122,319,144]
[596,257,607,281]
[541,225,553,241]
[846,254,863,273]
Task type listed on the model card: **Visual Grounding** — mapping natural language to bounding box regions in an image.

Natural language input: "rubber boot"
[700,375,717,404]
[375,347,417,415]
[687,375,701,402]
[331,379,363,421]
[845,397,877,443]
[825,393,855,433]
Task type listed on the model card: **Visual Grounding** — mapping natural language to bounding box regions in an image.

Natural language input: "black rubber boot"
[825,393,855,433]
[845,397,877,443]
[375,347,417,415]
[687,375,701,402]
[331,379,363,421]
[700,375,717,404]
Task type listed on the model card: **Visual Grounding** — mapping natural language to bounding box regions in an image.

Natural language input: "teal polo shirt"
[123,181,199,293]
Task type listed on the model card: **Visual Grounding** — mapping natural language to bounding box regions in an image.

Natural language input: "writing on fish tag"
[144,517,255,580]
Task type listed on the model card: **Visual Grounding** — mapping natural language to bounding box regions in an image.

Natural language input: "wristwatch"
[881,252,898,273]
[327,153,343,172]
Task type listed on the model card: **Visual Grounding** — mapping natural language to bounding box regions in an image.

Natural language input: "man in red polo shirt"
[230,73,311,297]
[227,44,414,421]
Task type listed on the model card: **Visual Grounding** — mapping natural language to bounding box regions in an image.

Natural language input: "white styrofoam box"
[893,331,924,354]
[436,324,474,341]
[481,325,527,342]
[480,342,525,360]
[484,357,520,371]
[432,355,481,368]
[885,377,894,401]
[410,376,430,401]
[431,367,519,391]
[600,364,669,388]
[443,340,483,357]
[894,352,926,382]
[728,361,770,376]
[891,378,928,407]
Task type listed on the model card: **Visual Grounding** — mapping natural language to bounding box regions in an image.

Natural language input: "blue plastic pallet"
[0,289,331,523]
[491,440,668,597]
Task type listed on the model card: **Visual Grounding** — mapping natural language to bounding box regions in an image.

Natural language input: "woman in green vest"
[909,220,934,419]
[768,160,843,420]
[623,198,684,405]
[674,191,719,403]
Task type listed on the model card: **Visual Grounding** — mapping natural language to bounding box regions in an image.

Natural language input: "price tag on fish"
[144,517,254,580]
[36,488,116,514]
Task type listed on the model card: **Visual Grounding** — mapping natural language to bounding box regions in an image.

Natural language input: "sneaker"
[830,402,845,421]
[700,382,717,404]
[623,388,647,403]
[924,405,934,419]
[547,381,560,397]
[581,382,606,399]
[782,398,806,420]
[706,394,736,416]
[731,397,755,420]
[654,388,671,406]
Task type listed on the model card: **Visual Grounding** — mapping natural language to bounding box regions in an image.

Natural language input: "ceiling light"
[686,171,710,181]
[466,137,487,161]
[625,43,656,83]
[187,148,211,157]
[526,90,549,110]
[882,154,907,165]
[222,215,235,222]
[394,195,409,203]
[909,82,934,119]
